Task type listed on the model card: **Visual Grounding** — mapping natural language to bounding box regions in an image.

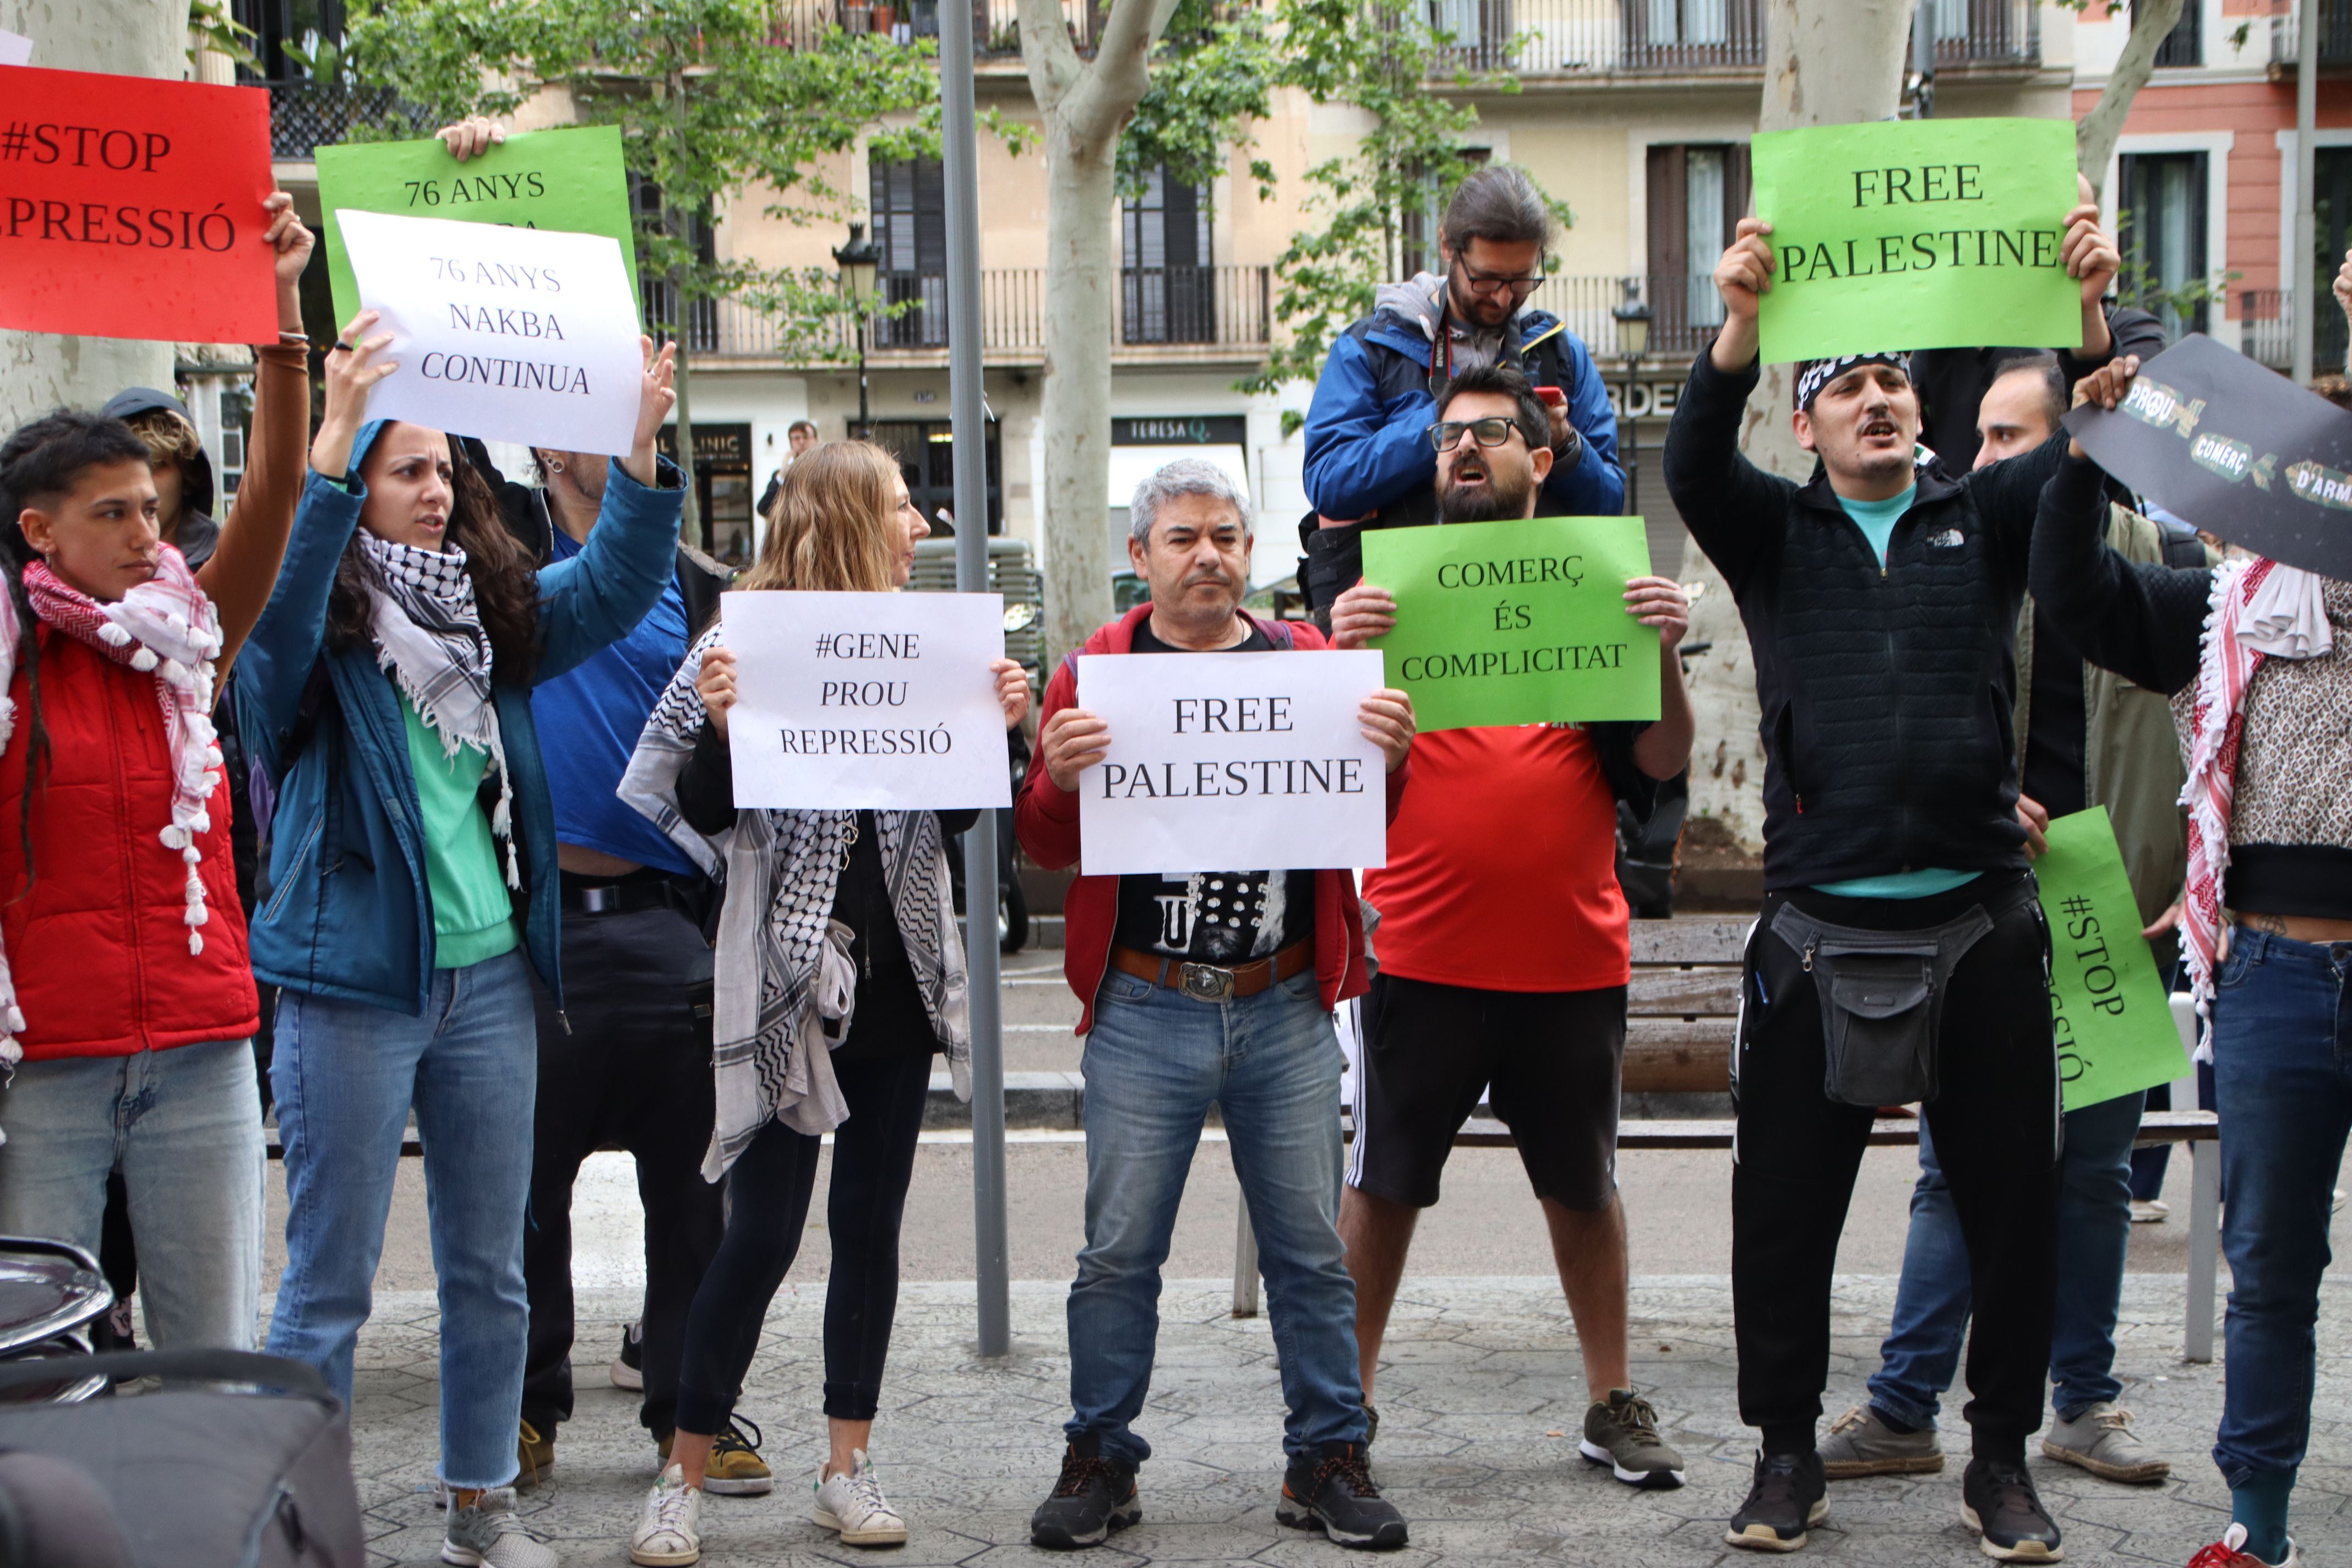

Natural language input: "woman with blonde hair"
[620,442,1029,1564]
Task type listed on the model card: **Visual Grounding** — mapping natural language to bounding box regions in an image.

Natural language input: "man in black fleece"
[1664,209,2114,1562]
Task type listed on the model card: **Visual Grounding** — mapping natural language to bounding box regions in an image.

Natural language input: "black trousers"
[675,1051,932,1435]
[522,905,725,1439]
[1732,870,2061,1457]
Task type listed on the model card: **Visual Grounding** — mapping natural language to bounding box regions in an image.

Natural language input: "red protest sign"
[0,68,277,344]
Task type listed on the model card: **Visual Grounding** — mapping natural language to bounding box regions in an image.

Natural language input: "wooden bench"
[1230,916,2225,1363]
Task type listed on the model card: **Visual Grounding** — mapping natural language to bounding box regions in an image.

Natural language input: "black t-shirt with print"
[1108,618,1317,964]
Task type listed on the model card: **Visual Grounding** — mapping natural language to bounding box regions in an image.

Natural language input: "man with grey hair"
[1297,164,1624,629]
[1015,457,1418,1553]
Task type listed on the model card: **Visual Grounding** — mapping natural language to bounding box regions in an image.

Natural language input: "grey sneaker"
[1579,1389,1686,1489]
[442,1487,559,1568]
[2042,1402,2169,1484]
[1819,1403,1944,1478]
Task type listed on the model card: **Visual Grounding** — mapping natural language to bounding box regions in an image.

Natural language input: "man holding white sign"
[338,208,646,458]
[1015,459,1415,1553]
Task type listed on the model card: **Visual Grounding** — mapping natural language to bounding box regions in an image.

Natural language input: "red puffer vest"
[0,627,256,1061]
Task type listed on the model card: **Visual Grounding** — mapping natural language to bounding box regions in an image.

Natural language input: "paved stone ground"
[337,1273,2350,1567]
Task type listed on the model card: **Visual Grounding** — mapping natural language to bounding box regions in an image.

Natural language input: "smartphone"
[1534,385,1567,410]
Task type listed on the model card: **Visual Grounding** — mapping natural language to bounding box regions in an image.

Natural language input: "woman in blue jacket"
[237,324,683,1568]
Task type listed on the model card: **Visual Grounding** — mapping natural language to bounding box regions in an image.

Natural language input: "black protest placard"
[2062,333,2352,580]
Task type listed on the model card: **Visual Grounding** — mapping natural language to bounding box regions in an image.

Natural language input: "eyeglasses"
[1427,416,1526,452]
[1452,257,1545,298]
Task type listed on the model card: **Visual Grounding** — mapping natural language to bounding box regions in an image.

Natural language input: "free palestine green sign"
[1360,515,1660,732]
[2036,807,2191,1112]
[1749,117,2081,364]
[317,126,639,331]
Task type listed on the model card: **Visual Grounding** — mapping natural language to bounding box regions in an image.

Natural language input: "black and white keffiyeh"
[1796,352,1912,412]
[620,624,971,1179]
[361,535,519,889]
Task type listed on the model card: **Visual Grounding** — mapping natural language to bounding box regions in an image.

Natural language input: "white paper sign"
[1075,649,1389,876]
[0,30,32,66]
[335,208,644,456]
[722,589,1013,810]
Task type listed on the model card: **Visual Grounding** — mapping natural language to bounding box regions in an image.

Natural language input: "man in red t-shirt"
[1329,361,1697,1488]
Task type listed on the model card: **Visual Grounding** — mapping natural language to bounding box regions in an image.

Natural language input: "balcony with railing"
[653,264,1273,364]
[2239,288,2351,375]
[260,80,432,161]
[766,0,2035,78]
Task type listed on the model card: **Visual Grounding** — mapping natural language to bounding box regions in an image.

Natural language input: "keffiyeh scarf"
[361,535,519,889]
[2177,556,2335,1057]
[0,547,224,1106]
[620,624,970,1180]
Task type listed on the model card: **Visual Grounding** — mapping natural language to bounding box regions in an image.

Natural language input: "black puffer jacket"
[1662,351,2070,890]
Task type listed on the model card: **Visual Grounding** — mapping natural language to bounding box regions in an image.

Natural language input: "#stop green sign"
[1749,117,2082,364]
[1360,515,1661,733]
[2034,807,2192,1112]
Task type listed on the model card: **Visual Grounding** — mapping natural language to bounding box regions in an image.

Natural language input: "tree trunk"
[1019,0,1180,665]
[0,0,181,428]
[672,263,703,550]
[2077,0,2188,200]
[1678,0,1913,859]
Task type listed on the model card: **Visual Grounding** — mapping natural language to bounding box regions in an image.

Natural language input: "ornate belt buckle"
[1179,962,1235,1003]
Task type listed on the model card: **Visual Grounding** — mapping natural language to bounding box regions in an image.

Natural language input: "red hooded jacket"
[1014,605,1407,1035]
[0,630,257,1061]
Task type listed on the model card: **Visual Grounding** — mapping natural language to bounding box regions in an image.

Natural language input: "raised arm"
[196,192,313,669]
[1538,331,1627,517]
[530,340,684,683]
[1662,218,1796,591]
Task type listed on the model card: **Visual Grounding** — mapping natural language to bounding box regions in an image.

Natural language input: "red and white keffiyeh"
[21,545,225,961]
[2177,555,2335,1058]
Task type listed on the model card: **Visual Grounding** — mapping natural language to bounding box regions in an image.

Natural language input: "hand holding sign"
[1747,117,2082,363]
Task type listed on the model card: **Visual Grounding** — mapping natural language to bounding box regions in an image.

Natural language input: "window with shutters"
[631,175,718,353]
[870,157,950,348]
[2117,151,2209,340]
[1645,142,1750,354]
[1123,166,1215,344]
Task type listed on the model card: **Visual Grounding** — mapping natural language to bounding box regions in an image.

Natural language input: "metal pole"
[940,0,1011,1359]
[2295,0,2320,384]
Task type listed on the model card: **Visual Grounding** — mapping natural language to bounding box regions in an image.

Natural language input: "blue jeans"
[1066,965,1366,1467]
[266,952,536,1490]
[2209,928,2352,1489]
[1869,1087,2145,1428]
[0,1039,263,1351]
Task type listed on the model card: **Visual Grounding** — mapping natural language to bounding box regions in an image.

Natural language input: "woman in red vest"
[0,192,315,1352]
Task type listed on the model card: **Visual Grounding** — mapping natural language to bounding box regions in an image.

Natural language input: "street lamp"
[1611,277,1653,515]
[832,221,882,438]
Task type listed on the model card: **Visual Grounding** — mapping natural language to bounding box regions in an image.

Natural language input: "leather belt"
[560,880,673,916]
[1108,938,1313,1004]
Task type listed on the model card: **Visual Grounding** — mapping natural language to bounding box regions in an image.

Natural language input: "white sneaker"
[813,1449,910,1547]
[441,1487,558,1568]
[630,1466,702,1566]
[2130,1199,2170,1224]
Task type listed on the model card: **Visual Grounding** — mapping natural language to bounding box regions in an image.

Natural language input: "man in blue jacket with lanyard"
[1296,164,1624,628]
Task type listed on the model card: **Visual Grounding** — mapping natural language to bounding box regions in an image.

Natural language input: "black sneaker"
[1725,1450,1828,1553]
[1962,1456,2064,1562]
[1030,1434,1141,1550]
[611,1320,645,1392]
[1277,1441,1409,1550]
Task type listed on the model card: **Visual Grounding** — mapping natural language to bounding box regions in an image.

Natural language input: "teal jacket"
[235,426,683,1014]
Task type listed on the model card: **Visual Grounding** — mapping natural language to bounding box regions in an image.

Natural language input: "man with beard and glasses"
[1323,359,1697,1492]
[1015,459,1418,1553]
[1296,165,1623,631]
[1663,207,2112,1560]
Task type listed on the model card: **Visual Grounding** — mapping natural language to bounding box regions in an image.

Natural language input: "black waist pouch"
[1768,900,1995,1107]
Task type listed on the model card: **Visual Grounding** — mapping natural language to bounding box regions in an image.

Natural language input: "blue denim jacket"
[235,424,683,1014]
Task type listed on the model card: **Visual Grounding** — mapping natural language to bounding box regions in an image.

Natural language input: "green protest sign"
[1360,515,1660,732]
[1749,117,2081,364]
[317,126,639,330]
[2036,807,2190,1112]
